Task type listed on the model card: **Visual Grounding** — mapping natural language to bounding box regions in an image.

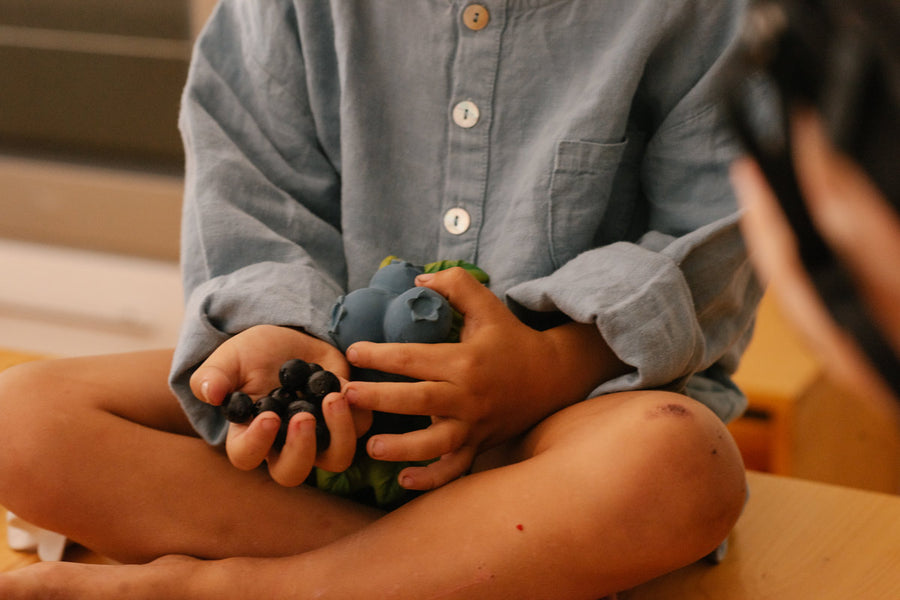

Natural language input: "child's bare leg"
[0,351,381,563]
[0,389,746,599]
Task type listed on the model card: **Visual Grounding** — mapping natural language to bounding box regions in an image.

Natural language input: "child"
[729,0,900,415]
[0,1,757,597]
[734,111,900,417]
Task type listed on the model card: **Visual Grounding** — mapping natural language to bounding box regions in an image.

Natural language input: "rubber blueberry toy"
[317,256,489,507]
[383,287,454,343]
[221,359,340,451]
[329,257,488,353]
[329,259,450,351]
[368,259,424,295]
[329,287,394,348]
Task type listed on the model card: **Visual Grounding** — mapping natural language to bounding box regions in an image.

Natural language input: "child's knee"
[539,391,746,560]
[0,360,51,434]
[626,392,747,544]
[0,360,76,499]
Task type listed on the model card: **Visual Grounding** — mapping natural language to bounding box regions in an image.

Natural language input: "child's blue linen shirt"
[171,0,763,445]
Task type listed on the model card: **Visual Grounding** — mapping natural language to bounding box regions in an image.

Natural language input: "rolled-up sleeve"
[169,0,346,443]
[507,213,761,423]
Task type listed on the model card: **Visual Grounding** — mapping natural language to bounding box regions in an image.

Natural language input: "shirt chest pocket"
[548,139,627,268]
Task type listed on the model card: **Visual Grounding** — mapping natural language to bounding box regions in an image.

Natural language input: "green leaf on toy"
[377,256,489,284]
[422,259,490,283]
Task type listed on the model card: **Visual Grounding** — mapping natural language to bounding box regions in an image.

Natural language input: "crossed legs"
[0,350,746,598]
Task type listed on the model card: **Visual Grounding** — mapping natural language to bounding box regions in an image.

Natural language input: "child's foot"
[0,555,210,600]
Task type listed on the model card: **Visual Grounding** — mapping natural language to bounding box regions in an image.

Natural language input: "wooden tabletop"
[624,471,900,599]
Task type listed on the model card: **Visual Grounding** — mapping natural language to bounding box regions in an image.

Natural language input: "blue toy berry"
[368,259,424,294]
[329,286,394,352]
[383,287,453,343]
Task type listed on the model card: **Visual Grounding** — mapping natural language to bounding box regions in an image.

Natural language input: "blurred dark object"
[725,0,900,396]
[0,0,191,172]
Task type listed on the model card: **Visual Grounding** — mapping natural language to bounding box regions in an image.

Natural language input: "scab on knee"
[646,402,693,420]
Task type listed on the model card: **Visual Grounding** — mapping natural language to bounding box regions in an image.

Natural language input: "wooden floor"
[1,507,114,572]
[0,349,44,372]
[0,508,42,572]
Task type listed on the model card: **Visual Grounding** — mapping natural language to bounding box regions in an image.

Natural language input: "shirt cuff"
[168,262,343,444]
[505,242,705,395]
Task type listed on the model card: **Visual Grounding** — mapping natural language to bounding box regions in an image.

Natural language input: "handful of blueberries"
[221,358,341,451]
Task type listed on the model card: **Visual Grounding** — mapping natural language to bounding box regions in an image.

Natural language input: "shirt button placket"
[441,2,500,259]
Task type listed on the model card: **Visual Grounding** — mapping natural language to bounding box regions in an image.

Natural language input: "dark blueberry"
[269,386,297,405]
[315,421,330,452]
[383,287,453,343]
[305,370,340,398]
[273,421,289,450]
[286,399,318,419]
[223,391,255,424]
[279,359,313,392]
[273,400,329,452]
[255,395,286,419]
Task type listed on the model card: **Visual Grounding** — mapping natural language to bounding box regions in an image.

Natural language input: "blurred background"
[0,0,216,356]
[0,1,896,494]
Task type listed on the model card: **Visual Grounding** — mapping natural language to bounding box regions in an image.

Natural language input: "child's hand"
[345,268,627,491]
[190,324,373,486]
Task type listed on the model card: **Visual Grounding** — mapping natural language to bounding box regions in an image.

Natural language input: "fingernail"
[258,414,281,433]
[344,386,358,405]
[369,438,384,458]
[346,346,359,364]
[415,273,433,284]
[299,418,316,435]
[200,380,210,403]
[331,394,349,414]
[399,474,414,488]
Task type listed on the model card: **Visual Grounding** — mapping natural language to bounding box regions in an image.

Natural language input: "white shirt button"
[443,207,471,235]
[452,100,480,128]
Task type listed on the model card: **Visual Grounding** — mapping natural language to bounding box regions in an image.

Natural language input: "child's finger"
[397,446,477,491]
[190,357,239,406]
[346,342,455,383]
[345,379,456,417]
[415,267,504,321]
[225,414,280,471]
[366,419,466,463]
[266,414,317,487]
[315,393,358,473]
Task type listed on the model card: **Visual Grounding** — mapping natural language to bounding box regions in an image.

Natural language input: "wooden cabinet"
[730,293,900,493]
